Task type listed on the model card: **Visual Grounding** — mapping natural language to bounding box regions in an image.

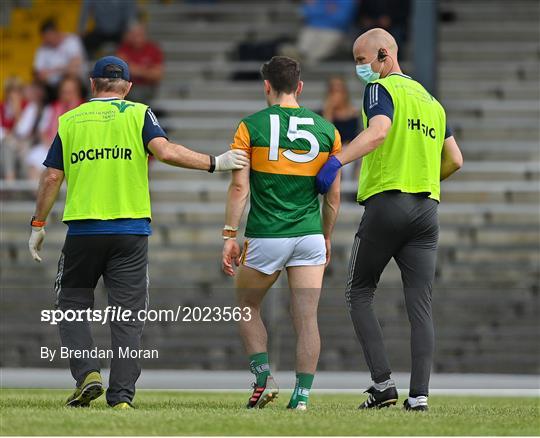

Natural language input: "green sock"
[249,352,271,387]
[289,373,314,408]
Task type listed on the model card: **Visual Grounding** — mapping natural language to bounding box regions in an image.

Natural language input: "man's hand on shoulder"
[316,156,343,194]
[215,149,249,172]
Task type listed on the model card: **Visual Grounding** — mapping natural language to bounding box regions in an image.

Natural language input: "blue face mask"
[355,62,380,84]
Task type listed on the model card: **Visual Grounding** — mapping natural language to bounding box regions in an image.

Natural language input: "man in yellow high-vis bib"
[316,29,464,411]
[28,56,248,409]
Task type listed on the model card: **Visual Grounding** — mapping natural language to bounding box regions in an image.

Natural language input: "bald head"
[353,28,400,78]
[354,28,398,57]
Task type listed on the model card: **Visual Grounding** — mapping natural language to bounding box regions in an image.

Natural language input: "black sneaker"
[359,384,398,409]
[403,396,428,411]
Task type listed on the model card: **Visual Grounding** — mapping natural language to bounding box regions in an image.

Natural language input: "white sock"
[408,395,428,406]
[373,379,395,391]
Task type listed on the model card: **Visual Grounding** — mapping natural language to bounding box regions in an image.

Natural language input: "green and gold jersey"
[231,104,341,238]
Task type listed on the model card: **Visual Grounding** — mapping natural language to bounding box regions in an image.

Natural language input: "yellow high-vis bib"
[59,99,151,221]
[359,74,446,203]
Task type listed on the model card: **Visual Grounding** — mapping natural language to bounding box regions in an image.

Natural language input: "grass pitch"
[0,390,539,436]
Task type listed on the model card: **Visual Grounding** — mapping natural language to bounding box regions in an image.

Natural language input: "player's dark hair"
[260,56,300,95]
[40,18,57,34]
[92,66,130,94]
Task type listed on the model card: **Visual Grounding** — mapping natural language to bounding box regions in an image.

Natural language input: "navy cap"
[91,56,130,81]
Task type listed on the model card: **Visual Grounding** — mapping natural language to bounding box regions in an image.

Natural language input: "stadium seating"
[1,0,538,374]
[0,0,80,94]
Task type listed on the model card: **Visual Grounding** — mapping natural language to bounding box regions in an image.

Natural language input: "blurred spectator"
[282,0,357,64]
[0,77,25,135]
[1,77,27,180]
[357,0,411,48]
[14,82,46,144]
[1,81,46,180]
[38,76,85,148]
[26,76,85,181]
[33,19,86,102]
[322,76,359,185]
[117,22,164,103]
[79,0,137,58]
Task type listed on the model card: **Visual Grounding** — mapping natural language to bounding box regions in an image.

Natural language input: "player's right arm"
[224,165,250,234]
[222,122,251,276]
[222,165,250,276]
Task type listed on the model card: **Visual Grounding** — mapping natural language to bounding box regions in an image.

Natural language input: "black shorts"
[55,234,148,311]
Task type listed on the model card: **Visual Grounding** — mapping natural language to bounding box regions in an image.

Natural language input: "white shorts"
[241,234,326,275]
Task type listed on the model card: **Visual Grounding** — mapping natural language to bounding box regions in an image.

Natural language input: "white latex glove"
[215,149,249,171]
[29,226,46,262]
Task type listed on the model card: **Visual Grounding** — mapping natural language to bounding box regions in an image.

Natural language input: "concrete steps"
[1,0,539,373]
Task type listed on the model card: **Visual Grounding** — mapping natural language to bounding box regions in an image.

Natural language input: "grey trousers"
[55,235,148,406]
[346,191,438,397]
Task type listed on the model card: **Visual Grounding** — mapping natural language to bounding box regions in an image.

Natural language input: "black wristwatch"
[208,155,216,173]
